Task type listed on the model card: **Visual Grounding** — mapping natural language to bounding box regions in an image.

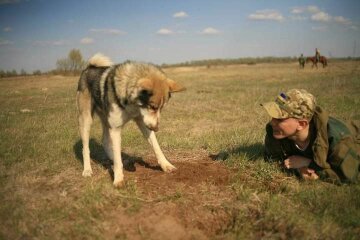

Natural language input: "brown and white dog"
[77,54,185,187]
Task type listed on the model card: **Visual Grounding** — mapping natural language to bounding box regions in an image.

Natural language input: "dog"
[77,53,185,187]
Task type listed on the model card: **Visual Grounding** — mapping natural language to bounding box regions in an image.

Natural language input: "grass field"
[1,61,360,239]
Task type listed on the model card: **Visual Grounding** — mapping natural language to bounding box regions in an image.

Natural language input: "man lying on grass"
[261,89,360,184]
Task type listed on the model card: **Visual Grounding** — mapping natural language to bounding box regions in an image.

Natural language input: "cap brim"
[261,102,289,119]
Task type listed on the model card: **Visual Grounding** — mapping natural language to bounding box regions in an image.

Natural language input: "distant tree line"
[1,49,360,78]
[0,69,43,78]
[161,57,298,68]
[0,48,85,78]
[161,56,360,68]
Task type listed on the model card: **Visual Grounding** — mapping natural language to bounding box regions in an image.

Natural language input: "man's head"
[261,89,316,139]
[261,89,316,120]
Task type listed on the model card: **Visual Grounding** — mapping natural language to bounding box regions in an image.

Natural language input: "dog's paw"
[161,162,177,173]
[82,169,93,177]
[113,180,125,188]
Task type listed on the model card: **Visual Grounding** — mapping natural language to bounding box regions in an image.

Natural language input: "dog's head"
[137,74,185,132]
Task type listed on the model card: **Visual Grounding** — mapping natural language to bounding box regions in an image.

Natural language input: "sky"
[0,0,359,72]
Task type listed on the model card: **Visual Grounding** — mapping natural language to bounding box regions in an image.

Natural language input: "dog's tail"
[88,53,113,67]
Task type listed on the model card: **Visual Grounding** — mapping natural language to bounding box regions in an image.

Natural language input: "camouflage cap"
[261,89,316,119]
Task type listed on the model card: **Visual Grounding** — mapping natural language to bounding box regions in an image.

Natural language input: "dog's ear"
[138,78,153,90]
[167,78,186,93]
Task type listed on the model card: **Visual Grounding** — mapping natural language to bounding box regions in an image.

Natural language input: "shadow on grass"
[73,139,162,180]
[210,142,264,161]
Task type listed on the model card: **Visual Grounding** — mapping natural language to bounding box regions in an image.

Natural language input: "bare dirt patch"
[7,151,236,239]
[105,152,236,239]
[127,153,231,195]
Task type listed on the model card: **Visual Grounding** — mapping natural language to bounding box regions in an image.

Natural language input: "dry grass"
[0,61,360,239]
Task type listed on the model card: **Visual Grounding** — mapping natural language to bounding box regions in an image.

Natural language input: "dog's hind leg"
[135,119,176,172]
[77,90,93,177]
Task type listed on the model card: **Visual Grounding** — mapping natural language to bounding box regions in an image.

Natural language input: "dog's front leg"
[109,127,124,187]
[135,120,176,172]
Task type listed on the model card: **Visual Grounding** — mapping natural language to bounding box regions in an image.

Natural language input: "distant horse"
[306,56,327,68]
[298,57,305,69]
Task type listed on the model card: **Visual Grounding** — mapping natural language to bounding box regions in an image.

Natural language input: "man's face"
[270,117,300,139]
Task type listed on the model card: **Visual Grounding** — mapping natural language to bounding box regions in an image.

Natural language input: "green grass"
[0,62,359,239]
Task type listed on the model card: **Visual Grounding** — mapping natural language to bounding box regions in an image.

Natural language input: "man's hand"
[284,155,311,169]
[298,167,319,180]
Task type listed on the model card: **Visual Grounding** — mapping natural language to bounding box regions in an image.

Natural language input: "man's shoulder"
[328,117,352,136]
[313,108,352,141]
[327,117,354,148]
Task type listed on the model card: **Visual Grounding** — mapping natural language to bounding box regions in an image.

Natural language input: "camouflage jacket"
[264,106,360,183]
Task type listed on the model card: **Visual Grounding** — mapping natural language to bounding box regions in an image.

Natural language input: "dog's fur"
[77,53,185,187]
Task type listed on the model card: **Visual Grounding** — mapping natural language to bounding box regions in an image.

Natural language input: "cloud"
[291,7,304,14]
[290,6,331,23]
[173,11,188,18]
[291,6,356,29]
[291,5,321,15]
[290,5,339,24]
[3,27,12,32]
[200,27,220,35]
[334,17,358,31]
[90,28,126,35]
[248,9,284,22]
[311,11,331,22]
[0,38,13,46]
[156,28,174,35]
[334,16,352,25]
[307,5,320,13]
[80,38,94,44]
[290,7,307,21]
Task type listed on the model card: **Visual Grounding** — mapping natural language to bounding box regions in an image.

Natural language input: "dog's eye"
[148,105,158,111]
[138,89,153,106]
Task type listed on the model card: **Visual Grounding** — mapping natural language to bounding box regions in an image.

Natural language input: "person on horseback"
[298,53,305,69]
[315,48,320,63]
